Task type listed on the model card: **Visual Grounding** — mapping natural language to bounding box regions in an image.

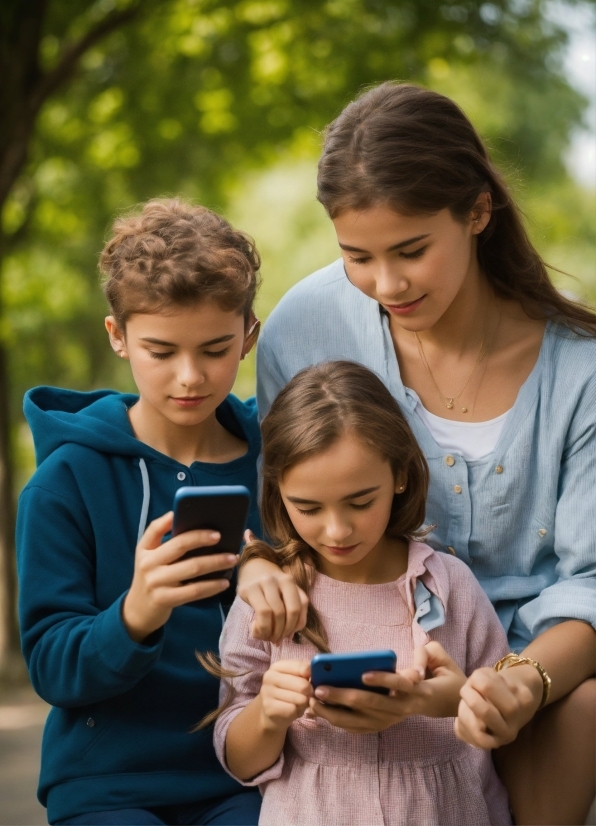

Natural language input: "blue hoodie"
[16,387,261,823]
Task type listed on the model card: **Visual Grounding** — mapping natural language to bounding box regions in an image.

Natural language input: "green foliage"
[2,0,595,448]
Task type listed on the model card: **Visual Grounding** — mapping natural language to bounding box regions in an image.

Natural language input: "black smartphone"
[172,485,251,580]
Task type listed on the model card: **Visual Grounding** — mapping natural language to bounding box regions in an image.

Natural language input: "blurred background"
[0,0,594,821]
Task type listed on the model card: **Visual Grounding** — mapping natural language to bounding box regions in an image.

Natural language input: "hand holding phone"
[172,485,251,581]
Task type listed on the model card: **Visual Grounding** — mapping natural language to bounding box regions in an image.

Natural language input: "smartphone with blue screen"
[311,650,397,696]
[172,485,250,581]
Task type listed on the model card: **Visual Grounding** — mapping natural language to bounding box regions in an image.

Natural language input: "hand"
[238,532,309,644]
[123,511,238,643]
[455,663,543,749]
[260,660,313,731]
[310,642,466,734]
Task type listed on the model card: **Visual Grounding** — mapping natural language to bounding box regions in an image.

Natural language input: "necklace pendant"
[446,399,454,409]
[461,407,468,413]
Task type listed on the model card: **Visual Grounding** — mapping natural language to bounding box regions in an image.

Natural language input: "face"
[278,431,406,581]
[332,202,489,332]
[106,301,256,428]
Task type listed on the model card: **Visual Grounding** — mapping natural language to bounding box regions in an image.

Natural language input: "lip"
[171,396,209,408]
[384,295,426,315]
[325,544,359,556]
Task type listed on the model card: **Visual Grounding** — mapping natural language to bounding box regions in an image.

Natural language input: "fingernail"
[314,688,327,699]
[219,580,230,590]
[362,672,374,682]
[225,555,237,564]
[209,532,220,540]
[416,667,425,678]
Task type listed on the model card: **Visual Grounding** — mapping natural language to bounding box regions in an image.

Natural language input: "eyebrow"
[338,234,430,254]
[140,334,235,347]
[287,486,381,505]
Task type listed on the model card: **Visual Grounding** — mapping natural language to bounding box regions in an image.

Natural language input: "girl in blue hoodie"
[16,199,264,825]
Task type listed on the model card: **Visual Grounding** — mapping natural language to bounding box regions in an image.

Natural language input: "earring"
[397,485,405,493]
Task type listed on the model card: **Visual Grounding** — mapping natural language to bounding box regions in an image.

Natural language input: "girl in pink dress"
[211,360,511,826]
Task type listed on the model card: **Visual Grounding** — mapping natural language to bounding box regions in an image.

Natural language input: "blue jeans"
[54,791,261,825]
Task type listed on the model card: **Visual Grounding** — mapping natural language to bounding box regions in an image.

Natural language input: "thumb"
[424,641,459,674]
[412,645,428,680]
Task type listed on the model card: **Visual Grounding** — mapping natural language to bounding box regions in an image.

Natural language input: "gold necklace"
[415,329,489,414]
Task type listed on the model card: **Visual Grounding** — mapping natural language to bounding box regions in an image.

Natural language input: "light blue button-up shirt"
[257,259,596,651]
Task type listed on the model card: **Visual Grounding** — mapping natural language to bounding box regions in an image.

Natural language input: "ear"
[395,475,407,495]
[241,311,261,360]
[105,316,129,360]
[471,191,492,234]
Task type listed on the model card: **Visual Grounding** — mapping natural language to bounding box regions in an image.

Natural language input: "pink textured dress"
[214,542,512,826]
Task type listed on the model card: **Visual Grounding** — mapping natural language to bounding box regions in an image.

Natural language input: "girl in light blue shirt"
[240,83,596,825]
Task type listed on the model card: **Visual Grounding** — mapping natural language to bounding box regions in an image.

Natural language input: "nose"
[177,355,205,389]
[324,511,353,544]
[375,260,408,301]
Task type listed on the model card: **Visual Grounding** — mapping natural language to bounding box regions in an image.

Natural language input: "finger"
[159,530,222,564]
[412,646,429,679]
[264,688,312,708]
[260,579,290,643]
[269,660,312,680]
[313,685,392,714]
[244,529,256,544]
[164,552,238,584]
[278,579,308,638]
[309,699,385,732]
[361,670,417,693]
[245,587,275,640]
[456,700,501,750]
[459,685,510,739]
[163,579,230,607]
[140,512,174,550]
[466,670,519,719]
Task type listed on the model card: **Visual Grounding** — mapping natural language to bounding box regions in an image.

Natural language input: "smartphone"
[311,650,397,696]
[172,485,251,580]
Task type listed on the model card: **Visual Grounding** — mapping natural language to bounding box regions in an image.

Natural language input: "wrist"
[122,592,161,644]
[500,663,544,710]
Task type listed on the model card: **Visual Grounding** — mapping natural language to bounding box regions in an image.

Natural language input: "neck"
[128,397,231,466]
[317,536,409,584]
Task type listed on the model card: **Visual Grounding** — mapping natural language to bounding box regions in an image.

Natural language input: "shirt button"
[538,528,547,537]
[495,465,504,474]
[87,718,95,728]
[453,485,462,494]
[447,546,456,555]
[445,455,455,467]
[177,471,186,481]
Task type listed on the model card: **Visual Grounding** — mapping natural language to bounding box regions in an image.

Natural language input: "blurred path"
[0,685,49,825]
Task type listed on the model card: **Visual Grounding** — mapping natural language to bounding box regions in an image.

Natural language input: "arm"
[456,385,596,749]
[213,599,311,782]
[17,485,236,707]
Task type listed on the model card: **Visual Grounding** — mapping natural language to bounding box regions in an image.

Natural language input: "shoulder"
[545,323,596,387]
[219,394,260,450]
[22,443,107,499]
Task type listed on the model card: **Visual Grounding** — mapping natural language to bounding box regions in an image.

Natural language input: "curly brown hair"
[100,198,260,328]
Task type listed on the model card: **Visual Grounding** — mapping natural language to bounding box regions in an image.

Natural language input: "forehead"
[125,301,244,342]
[280,433,393,499]
[332,205,455,246]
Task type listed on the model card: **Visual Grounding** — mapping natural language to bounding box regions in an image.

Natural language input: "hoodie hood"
[24,385,260,468]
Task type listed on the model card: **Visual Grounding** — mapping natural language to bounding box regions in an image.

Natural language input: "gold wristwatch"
[494,653,552,710]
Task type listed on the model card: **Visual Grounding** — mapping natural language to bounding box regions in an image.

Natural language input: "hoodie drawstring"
[137,458,151,542]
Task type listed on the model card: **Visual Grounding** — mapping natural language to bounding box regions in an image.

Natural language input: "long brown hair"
[317,82,596,335]
[195,361,429,727]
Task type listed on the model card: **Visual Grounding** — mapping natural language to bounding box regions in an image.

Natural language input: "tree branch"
[33,3,144,110]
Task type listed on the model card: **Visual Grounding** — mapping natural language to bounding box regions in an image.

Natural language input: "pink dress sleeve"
[213,596,284,786]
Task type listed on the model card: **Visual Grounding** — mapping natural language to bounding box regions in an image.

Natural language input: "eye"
[204,347,231,358]
[148,350,173,360]
[346,255,371,265]
[295,507,320,516]
[400,246,427,260]
[351,500,374,510]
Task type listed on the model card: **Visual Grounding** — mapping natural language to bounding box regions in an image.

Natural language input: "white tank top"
[406,389,511,462]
